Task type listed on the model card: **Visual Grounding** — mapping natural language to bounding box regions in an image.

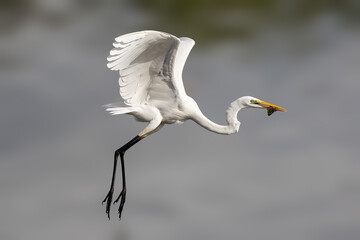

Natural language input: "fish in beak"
[257,100,286,116]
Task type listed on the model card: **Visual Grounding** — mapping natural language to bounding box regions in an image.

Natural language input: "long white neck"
[192,98,246,135]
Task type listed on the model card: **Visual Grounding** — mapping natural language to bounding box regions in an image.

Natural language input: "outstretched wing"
[107,30,195,106]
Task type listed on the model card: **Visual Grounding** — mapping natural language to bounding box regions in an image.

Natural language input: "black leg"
[102,135,142,219]
[102,148,121,219]
[113,151,126,219]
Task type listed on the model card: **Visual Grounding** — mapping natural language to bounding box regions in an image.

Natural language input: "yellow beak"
[258,100,286,116]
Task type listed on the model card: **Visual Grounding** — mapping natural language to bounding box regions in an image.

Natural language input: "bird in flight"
[102,30,286,220]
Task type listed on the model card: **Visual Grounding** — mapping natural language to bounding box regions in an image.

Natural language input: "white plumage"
[107,31,191,106]
[102,30,286,219]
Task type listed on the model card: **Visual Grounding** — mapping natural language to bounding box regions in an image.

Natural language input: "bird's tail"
[106,107,134,115]
[103,103,136,115]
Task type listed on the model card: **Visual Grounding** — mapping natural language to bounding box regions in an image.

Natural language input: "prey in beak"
[251,99,286,116]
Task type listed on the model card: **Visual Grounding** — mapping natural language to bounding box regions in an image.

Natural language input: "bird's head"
[241,96,286,116]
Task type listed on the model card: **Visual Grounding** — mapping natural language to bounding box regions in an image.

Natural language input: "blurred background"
[1,0,360,239]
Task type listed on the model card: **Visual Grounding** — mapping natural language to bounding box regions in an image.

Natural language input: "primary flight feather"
[102,30,286,219]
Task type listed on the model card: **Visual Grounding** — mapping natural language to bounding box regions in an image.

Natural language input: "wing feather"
[107,30,195,106]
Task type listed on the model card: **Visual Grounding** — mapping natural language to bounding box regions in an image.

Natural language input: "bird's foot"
[102,188,114,219]
[114,188,127,220]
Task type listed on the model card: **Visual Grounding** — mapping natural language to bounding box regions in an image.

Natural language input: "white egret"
[102,30,286,219]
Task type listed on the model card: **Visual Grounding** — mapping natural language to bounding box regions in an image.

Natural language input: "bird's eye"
[250,100,258,104]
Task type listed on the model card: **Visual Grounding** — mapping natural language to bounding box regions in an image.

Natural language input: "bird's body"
[102,30,286,219]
